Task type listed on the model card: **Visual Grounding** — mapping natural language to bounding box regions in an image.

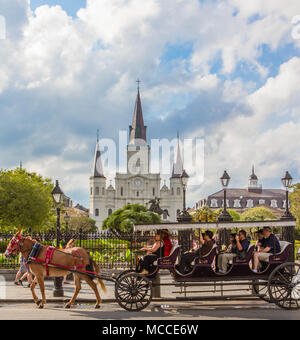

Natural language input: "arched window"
[90,187,93,195]
[108,209,112,216]
[171,188,174,196]
[177,187,181,195]
[152,188,155,196]
[136,159,141,167]
[95,187,100,196]
[95,209,99,217]
[102,187,105,195]
[121,187,124,196]
[163,210,168,220]
[137,191,139,197]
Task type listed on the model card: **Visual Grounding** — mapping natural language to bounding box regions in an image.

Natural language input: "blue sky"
[0,0,300,208]
[30,0,86,17]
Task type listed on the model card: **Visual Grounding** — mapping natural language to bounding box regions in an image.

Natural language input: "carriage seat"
[192,244,218,266]
[232,244,255,264]
[268,241,291,263]
[155,245,181,267]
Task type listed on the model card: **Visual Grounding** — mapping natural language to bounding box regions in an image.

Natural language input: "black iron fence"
[0,231,180,270]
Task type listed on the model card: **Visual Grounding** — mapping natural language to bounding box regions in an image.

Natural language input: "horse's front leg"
[65,274,81,309]
[29,277,39,305]
[36,275,47,309]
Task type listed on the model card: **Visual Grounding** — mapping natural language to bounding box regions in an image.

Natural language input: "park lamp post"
[281,171,295,221]
[51,180,64,297]
[218,170,233,222]
[177,170,192,223]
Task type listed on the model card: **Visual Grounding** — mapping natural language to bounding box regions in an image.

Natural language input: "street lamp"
[218,170,233,222]
[51,180,64,297]
[177,170,192,223]
[281,171,295,220]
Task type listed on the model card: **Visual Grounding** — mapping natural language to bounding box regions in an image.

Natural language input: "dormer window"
[271,200,278,208]
[211,199,218,208]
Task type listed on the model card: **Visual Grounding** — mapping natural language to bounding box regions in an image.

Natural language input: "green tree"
[0,168,54,231]
[240,207,277,221]
[102,203,161,234]
[290,183,300,235]
[216,208,241,221]
[192,206,218,222]
[67,215,97,233]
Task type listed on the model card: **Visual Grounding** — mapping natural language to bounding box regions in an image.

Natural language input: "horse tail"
[92,260,107,293]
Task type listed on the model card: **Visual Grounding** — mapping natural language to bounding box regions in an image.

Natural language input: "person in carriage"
[252,227,281,273]
[217,230,250,274]
[139,232,165,275]
[177,230,214,275]
[161,229,173,257]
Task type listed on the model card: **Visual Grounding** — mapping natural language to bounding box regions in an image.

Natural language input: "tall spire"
[92,132,105,178]
[129,84,147,145]
[171,133,184,178]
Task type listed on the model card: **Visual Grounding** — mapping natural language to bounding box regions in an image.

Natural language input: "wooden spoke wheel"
[115,272,153,312]
[115,270,136,282]
[252,280,270,303]
[268,262,300,310]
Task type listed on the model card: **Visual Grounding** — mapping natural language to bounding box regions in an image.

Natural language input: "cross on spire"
[136,79,141,91]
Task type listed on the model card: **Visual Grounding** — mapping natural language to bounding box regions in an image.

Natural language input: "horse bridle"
[6,235,25,257]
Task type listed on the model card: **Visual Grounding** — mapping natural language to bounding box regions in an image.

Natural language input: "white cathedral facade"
[89,88,187,230]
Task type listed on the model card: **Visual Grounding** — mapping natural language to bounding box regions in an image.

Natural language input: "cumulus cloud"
[0,0,299,207]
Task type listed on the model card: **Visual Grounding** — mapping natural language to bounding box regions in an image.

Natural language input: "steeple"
[248,165,262,193]
[171,133,184,178]
[129,85,147,146]
[92,133,105,178]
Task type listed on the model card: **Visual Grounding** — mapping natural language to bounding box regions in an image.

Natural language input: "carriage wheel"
[268,262,300,310]
[115,272,153,312]
[252,280,270,303]
[115,270,136,282]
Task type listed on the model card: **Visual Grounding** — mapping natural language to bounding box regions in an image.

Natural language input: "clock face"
[135,179,142,187]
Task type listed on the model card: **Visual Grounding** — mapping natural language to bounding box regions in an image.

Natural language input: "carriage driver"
[252,227,281,273]
[177,230,214,275]
[217,230,250,274]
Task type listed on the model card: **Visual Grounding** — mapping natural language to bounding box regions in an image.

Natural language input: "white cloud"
[0,0,300,207]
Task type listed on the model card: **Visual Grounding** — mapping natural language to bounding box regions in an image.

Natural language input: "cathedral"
[89,87,186,230]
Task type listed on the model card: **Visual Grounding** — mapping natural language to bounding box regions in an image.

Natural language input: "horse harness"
[27,243,92,277]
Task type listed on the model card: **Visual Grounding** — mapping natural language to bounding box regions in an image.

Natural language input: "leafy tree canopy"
[290,183,300,231]
[192,206,218,222]
[216,208,241,222]
[240,207,277,221]
[0,168,54,231]
[66,215,98,233]
[102,204,161,234]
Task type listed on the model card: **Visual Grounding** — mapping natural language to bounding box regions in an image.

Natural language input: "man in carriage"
[252,227,281,273]
[177,230,214,274]
[217,230,250,274]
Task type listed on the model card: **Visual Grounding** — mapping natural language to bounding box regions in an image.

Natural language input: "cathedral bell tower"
[127,84,150,175]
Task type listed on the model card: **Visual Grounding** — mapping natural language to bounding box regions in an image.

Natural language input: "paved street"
[0,300,300,320]
[1,274,300,320]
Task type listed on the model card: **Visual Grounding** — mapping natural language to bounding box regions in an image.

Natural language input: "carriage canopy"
[134,219,296,231]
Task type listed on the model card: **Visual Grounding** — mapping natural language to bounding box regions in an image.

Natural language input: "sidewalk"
[0,273,263,305]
